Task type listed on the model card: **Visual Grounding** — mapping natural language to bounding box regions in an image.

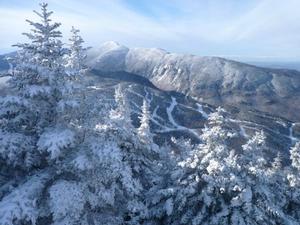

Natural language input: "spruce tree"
[0,2,75,170]
[0,3,80,225]
[285,142,300,221]
[66,26,88,80]
[138,98,152,145]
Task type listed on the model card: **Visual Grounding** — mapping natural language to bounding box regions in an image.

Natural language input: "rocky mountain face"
[87,41,300,122]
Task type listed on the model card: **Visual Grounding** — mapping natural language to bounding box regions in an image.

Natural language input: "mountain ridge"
[87,42,300,122]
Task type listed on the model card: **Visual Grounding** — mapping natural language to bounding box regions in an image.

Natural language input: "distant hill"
[0,54,9,72]
[247,61,300,71]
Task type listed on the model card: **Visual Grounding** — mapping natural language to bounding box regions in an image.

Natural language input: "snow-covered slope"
[87,41,129,72]
[85,70,300,159]
[87,42,300,122]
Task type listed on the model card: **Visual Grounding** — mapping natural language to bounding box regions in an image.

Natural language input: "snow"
[166,97,179,128]
[87,41,129,71]
[0,76,9,88]
[49,180,85,222]
[239,125,249,138]
[165,198,174,216]
[88,42,300,122]
[0,172,50,225]
[2,8,300,224]
[72,154,93,170]
[289,123,298,144]
[25,85,51,97]
[196,103,209,119]
[88,85,104,90]
[37,128,75,160]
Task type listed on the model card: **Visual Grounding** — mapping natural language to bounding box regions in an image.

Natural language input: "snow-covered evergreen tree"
[146,108,298,225]
[2,3,300,225]
[0,3,80,225]
[67,124,147,225]
[136,97,161,162]
[0,3,77,170]
[138,98,153,145]
[290,141,300,171]
[285,142,300,221]
[0,172,51,225]
[110,84,133,132]
[66,26,88,80]
[146,107,235,224]
[58,26,88,126]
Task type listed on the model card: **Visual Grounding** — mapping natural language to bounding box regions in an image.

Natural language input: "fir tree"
[66,26,88,80]
[138,98,152,145]
[285,142,300,221]
[0,3,80,225]
[147,109,298,225]
[0,2,75,169]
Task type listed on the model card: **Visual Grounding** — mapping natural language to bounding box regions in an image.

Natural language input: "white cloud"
[0,0,300,60]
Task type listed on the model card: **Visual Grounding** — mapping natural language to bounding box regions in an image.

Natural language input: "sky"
[0,0,300,62]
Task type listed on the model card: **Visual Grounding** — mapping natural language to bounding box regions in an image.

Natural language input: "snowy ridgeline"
[87,40,300,122]
[0,3,300,225]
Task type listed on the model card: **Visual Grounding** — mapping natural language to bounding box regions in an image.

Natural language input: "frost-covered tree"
[65,123,147,225]
[0,3,81,225]
[138,98,152,145]
[0,3,78,170]
[44,83,163,224]
[240,130,267,171]
[58,26,88,126]
[147,108,298,225]
[285,142,300,220]
[146,107,236,224]
[66,26,88,80]
[290,141,300,171]
[110,84,133,132]
[0,172,51,225]
[232,131,293,225]
[137,99,159,154]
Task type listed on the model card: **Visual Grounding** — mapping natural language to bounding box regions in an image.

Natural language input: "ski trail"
[152,106,159,118]
[130,92,202,140]
[165,96,200,138]
[144,87,153,103]
[131,98,179,132]
[289,123,298,144]
[127,89,145,99]
[152,106,167,123]
[166,97,179,128]
[196,103,209,119]
[240,125,249,138]
[88,85,105,90]
[229,118,298,142]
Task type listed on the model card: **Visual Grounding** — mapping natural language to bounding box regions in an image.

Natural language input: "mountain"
[0,64,297,157]
[1,43,300,155]
[248,61,300,71]
[1,49,299,225]
[86,70,299,160]
[0,54,9,73]
[87,42,300,122]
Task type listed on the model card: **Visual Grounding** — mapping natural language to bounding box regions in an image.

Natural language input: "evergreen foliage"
[0,3,299,225]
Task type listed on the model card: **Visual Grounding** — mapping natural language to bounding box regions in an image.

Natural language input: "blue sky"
[1,0,300,61]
